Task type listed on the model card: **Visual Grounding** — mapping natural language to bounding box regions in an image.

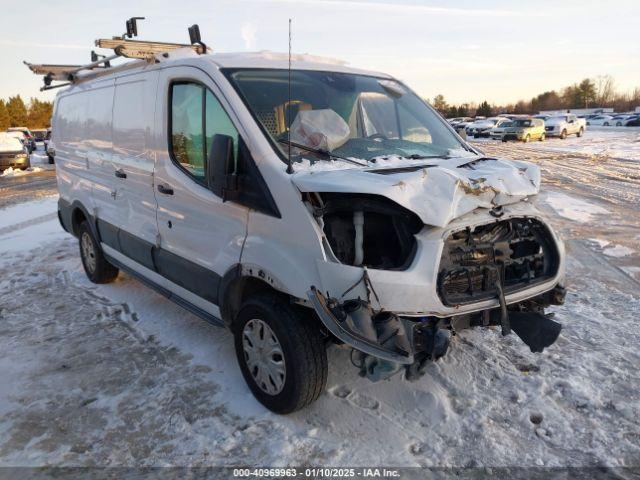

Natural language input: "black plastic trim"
[96,217,221,306]
[104,253,224,328]
[57,198,72,233]
[153,247,220,305]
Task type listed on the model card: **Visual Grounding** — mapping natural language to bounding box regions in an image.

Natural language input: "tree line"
[431,75,640,118]
[0,95,53,131]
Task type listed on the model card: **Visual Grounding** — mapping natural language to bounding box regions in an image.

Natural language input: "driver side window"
[170,82,239,183]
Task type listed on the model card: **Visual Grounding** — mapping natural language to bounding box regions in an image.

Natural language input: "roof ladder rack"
[24,17,210,91]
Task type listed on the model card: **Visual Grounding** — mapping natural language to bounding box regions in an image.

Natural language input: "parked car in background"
[492,117,546,142]
[44,129,54,164]
[447,117,473,126]
[466,117,509,138]
[586,115,614,126]
[624,116,640,127]
[0,132,30,171]
[6,127,36,153]
[32,129,47,143]
[544,114,586,139]
[610,114,635,126]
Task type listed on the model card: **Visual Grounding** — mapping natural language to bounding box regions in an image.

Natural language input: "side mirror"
[207,134,236,199]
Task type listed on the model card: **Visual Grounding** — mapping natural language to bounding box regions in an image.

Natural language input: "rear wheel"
[577,127,584,137]
[539,133,546,141]
[604,122,609,126]
[78,222,119,284]
[233,293,328,414]
[524,134,531,143]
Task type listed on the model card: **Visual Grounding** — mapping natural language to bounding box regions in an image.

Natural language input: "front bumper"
[309,203,566,376]
[0,153,30,168]
[314,202,565,317]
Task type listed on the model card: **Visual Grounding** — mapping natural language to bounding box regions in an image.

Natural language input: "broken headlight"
[307,193,423,270]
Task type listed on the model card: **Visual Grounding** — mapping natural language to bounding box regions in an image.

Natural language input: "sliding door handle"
[157,184,174,195]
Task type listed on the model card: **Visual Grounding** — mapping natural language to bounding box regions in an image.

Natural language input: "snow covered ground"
[0,131,639,469]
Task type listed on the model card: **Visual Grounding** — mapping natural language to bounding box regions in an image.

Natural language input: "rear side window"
[170,82,239,183]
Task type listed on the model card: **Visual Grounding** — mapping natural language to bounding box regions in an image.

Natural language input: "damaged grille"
[437,218,560,306]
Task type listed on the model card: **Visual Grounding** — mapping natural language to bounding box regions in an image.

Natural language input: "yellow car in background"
[491,117,546,142]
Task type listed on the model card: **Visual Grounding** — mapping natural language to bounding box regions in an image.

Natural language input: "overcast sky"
[1,0,638,105]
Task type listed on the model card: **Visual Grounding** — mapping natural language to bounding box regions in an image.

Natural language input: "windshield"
[0,134,24,151]
[224,69,469,163]
[513,119,532,127]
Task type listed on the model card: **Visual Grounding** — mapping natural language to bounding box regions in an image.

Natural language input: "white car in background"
[447,117,473,126]
[544,114,586,139]
[609,114,635,126]
[465,117,510,138]
[586,115,614,126]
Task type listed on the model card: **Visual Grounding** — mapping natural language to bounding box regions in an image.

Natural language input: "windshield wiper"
[278,139,368,167]
[402,154,451,160]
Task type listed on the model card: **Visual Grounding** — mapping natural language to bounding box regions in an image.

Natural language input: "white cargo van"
[42,43,566,413]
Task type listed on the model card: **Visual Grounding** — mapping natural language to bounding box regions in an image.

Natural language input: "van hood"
[291,156,541,227]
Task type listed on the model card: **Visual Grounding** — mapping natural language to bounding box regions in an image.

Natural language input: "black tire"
[560,129,567,139]
[577,127,584,137]
[78,221,119,284]
[539,133,546,141]
[233,293,328,414]
[604,122,609,126]
[48,155,54,164]
[524,134,531,143]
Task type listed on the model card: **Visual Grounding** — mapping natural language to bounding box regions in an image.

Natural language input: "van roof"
[64,49,392,88]
[206,51,391,78]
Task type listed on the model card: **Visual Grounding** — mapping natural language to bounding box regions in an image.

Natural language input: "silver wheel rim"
[81,232,96,273]
[242,318,286,395]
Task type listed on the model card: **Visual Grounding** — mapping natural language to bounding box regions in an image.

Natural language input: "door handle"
[157,184,174,195]
[115,169,127,179]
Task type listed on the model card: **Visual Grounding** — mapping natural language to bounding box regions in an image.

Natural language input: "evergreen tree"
[6,95,28,127]
[0,100,10,131]
[577,78,597,108]
[27,98,53,128]
[476,100,493,117]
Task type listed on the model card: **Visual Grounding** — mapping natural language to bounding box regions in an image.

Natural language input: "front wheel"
[234,293,328,414]
[577,127,584,137]
[560,129,567,139]
[539,133,546,141]
[78,222,119,284]
[524,134,531,143]
[604,122,609,126]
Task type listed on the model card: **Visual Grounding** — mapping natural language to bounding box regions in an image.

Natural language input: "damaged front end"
[302,187,566,383]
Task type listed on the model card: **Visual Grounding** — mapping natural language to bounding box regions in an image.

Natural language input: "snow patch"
[543,191,609,223]
[1,166,43,177]
[602,244,634,258]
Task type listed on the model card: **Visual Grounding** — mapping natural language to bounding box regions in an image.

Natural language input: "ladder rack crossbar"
[96,38,206,59]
